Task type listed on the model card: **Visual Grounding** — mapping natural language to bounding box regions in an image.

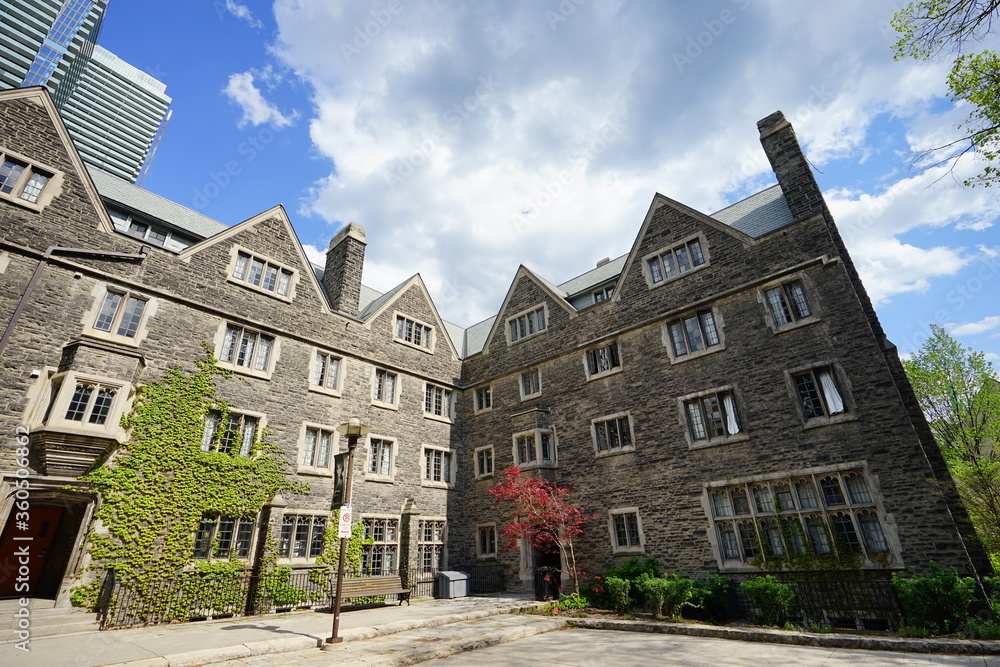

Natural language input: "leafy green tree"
[903,325,1000,561]
[892,1,1000,186]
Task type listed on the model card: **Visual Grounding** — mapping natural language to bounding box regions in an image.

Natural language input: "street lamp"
[325,417,370,647]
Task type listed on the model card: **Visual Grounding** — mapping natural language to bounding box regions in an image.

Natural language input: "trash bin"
[437,571,469,598]
[534,566,561,601]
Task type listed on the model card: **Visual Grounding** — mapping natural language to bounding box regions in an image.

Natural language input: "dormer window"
[229,248,296,299]
[644,236,708,287]
[507,305,547,344]
[395,314,434,352]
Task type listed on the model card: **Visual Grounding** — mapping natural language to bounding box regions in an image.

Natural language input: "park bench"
[339,575,411,606]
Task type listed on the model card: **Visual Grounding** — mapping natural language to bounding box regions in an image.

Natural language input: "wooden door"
[0,506,65,598]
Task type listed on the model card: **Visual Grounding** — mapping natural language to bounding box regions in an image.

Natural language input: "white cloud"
[949,316,1000,336]
[222,0,263,29]
[223,71,297,128]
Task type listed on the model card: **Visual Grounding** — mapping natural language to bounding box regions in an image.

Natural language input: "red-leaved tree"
[486,466,590,595]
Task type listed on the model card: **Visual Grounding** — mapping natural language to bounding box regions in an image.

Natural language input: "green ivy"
[72,350,304,617]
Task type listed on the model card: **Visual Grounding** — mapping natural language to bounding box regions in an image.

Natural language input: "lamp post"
[325,418,370,647]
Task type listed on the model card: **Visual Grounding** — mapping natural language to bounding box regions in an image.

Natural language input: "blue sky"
[99,0,1000,363]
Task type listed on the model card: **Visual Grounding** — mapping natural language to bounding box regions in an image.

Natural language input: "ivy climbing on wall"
[72,351,303,610]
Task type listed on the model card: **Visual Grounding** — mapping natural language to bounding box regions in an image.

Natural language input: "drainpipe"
[0,245,151,359]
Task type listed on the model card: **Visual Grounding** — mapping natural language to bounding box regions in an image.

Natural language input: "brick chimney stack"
[322,222,367,316]
[757,111,826,221]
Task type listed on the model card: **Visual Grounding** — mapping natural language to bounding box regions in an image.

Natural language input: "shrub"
[687,574,728,624]
[636,574,694,619]
[604,557,660,608]
[892,562,975,635]
[635,574,666,617]
[557,593,589,609]
[605,576,631,614]
[740,575,795,626]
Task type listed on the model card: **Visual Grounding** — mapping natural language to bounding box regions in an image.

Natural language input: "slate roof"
[709,184,794,237]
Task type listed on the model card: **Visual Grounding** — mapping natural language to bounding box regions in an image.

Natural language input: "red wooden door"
[0,506,65,598]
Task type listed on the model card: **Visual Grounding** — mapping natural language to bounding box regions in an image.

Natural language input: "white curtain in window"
[722,393,740,435]
[818,370,845,414]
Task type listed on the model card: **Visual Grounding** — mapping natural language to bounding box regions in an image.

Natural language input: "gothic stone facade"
[0,88,986,604]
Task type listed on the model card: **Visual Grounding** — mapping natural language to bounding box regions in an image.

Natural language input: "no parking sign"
[338,506,352,538]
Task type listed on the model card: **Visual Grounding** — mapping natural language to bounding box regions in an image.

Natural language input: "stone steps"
[0,600,99,640]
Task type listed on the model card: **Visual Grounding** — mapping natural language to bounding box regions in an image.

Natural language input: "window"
[91,290,148,342]
[201,410,259,457]
[474,386,493,414]
[38,372,129,439]
[593,285,613,303]
[585,341,622,380]
[513,429,556,469]
[395,315,433,351]
[193,514,256,560]
[366,437,395,480]
[667,310,721,359]
[231,250,294,297]
[424,383,453,419]
[592,413,634,455]
[64,381,118,425]
[474,445,494,479]
[764,279,813,328]
[792,366,847,421]
[361,517,399,575]
[645,237,706,285]
[682,389,743,447]
[610,509,643,553]
[477,525,497,558]
[373,368,398,407]
[277,514,327,559]
[418,520,446,572]
[300,426,335,473]
[422,446,454,487]
[705,466,891,568]
[125,220,169,247]
[311,351,342,394]
[520,369,541,399]
[0,151,57,209]
[507,305,547,344]
[218,324,275,375]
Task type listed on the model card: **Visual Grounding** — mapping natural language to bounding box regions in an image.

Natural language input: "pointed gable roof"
[478,264,577,356]
[358,273,461,359]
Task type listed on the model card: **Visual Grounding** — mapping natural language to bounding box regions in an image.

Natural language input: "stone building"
[0,86,987,606]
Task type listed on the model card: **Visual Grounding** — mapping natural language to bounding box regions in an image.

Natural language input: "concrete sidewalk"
[0,594,543,667]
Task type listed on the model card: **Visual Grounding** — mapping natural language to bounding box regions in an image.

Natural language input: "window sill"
[519,392,542,402]
[83,330,143,348]
[688,433,750,451]
[420,480,454,490]
[595,447,636,459]
[612,547,645,556]
[476,555,498,561]
[423,413,454,424]
[226,276,294,303]
[646,262,709,290]
[517,462,557,471]
[364,474,395,483]
[771,316,821,335]
[308,385,342,398]
[473,407,493,416]
[0,191,46,213]
[586,367,623,383]
[297,467,334,477]
[475,473,495,481]
[394,338,434,354]
[802,412,857,430]
[371,400,399,411]
[507,330,547,347]
[217,362,273,381]
[669,345,725,365]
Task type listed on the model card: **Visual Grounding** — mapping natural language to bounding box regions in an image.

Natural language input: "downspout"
[0,245,151,359]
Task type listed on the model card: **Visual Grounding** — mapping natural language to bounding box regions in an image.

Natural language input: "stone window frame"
[591,411,635,458]
[641,233,710,290]
[702,463,894,572]
[41,371,131,441]
[421,444,456,489]
[0,146,62,212]
[511,428,557,470]
[423,382,454,423]
[214,321,279,380]
[193,513,259,562]
[200,408,265,457]
[417,518,447,573]
[394,312,436,354]
[519,368,542,401]
[309,349,345,397]
[226,245,297,302]
[506,304,549,346]
[83,285,155,348]
[663,306,726,364]
[784,360,857,429]
[297,422,340,477]
[276,511,329,564]
[677,385,750,450]
[608,507,645,555]
[473,385,493,415]
[758,273,821,334]
[371,367,401,410]
[474,444,495,480]
[364,434,397,483]
[583,340,623,381]
[477,523,498,560]
[361,515,401,575]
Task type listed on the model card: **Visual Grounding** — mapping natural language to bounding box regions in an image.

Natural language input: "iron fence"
[726,576,901,630]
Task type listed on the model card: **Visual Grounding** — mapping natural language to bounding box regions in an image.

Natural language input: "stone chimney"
[322,222,366,316]
[757,111,825,221]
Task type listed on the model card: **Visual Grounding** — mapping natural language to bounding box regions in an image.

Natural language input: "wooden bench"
[339,575,410,606]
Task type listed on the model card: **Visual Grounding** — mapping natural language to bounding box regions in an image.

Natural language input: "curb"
[565,618,1000,656]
